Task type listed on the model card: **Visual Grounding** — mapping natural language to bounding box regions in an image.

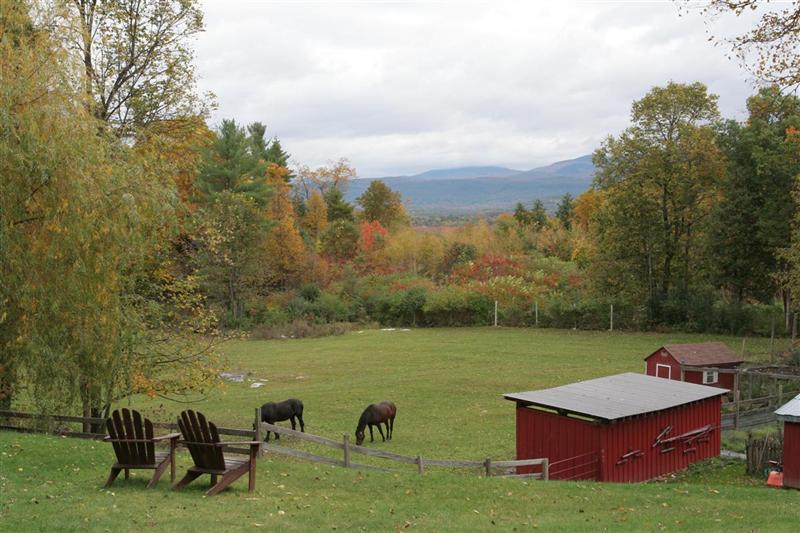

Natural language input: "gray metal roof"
[775,394,800,423]
[504,372,728,422]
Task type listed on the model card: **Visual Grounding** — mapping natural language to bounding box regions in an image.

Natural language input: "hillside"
[345,155,595,214]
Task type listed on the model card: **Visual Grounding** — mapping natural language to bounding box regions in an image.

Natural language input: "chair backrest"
[177,410,226,471]
[106,408,155,466]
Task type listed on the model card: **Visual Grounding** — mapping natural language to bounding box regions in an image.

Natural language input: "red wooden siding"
[515,397,721,482]
[784,421,800,489]
[515,407,599,480]
[645,349,680,381]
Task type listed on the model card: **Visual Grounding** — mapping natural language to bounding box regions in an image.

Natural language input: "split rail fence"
[0,409,548,480]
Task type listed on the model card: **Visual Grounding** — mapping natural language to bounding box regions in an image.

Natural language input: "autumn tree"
[302,190,329,244]
[591,82,726,320]
[356,180,409,228]
[325,188,355,222]
[321,219,360,261]
[700,1,800,89]
[1,2,219,418]
[62,0,212,138]
[295,158,357,200]
[263,164,306,287]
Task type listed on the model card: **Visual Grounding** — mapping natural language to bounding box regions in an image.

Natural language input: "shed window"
[702,371,718,384]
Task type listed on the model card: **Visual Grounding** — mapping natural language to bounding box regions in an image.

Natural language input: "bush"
[251,320,357,340]
[422,286,493,326]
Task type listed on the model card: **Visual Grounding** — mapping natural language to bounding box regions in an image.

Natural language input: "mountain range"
[344,155,595,215]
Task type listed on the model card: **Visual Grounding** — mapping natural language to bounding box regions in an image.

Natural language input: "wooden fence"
[0,409,548,480]
[745,432,783,476]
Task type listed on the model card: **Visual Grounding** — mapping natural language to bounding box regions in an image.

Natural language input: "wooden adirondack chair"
[173,410,260,496]
[104,408,180,488]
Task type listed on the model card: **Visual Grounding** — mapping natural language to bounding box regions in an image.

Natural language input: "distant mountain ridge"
[344,155,595,215]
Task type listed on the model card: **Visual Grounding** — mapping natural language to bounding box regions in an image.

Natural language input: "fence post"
[535,301,539,327]
[484,458,492,477]
[542,458,549,481]
[779,383,784,406]
[343,434,351,468]
[254,408,262,456]
[609,304,614,332]
[416,455,424,475]
[494,301,498,327]
[734,389,741,431]
[770,318,776,363]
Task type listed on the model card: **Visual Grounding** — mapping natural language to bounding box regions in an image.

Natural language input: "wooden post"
[535,302,539,327]
[793,313,797,344]
[416,455,424,475]
[494,301,498,327]
[680,365,685,382]
[254,408,263,456]
[343,434,351,468]
[609,304,614,332]
[770,318,776,363]
[779,383,784,406]
[734,389,741,431]
[542,458,549,481]
[484,458,492,477]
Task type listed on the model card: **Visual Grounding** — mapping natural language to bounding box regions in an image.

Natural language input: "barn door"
[656,364,671,379]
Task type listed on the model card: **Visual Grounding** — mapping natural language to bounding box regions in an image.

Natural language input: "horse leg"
[385,420,391,440]
[377,424,385,442]
[369,424,374,442]
[390,417,394,440]
[290,416,297,431]
[298,413,305,432]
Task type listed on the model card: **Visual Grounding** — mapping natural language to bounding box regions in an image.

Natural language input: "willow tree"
[591,82,726,321]
[1,1,219,420]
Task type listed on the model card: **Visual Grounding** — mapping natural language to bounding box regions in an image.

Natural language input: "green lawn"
[2,327,797,531]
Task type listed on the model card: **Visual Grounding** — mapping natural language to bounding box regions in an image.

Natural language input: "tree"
[197,119,271,206]
[356,180,408,228]
[321,219,359,261]
[247,122,293,181]
[591,82,726,320]
[263,164,306,287]
[325,187,355,222]
[440,242,478,275]
[700,1,800,89]
[302,190,329,244]
[1,2,219,419]
[295,158,357,200]
[556,193,574,229]
[63,0,212,137]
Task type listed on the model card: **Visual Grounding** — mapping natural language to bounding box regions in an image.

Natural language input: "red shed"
[644,342,743,390]
[505,373,727,482]
[775,395,800,489]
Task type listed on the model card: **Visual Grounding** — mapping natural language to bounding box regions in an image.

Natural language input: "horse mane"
[356,406,371,433]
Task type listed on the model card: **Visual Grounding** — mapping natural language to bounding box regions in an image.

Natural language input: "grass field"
[2,327,797,531]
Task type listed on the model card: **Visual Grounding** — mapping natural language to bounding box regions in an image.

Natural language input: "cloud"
[195,1,758,177]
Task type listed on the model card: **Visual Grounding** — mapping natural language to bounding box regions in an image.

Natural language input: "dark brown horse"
[355,401,396,445]
[256,399,304,441]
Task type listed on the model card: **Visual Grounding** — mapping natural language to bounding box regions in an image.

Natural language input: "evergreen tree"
[356,180,408,228]
[325,187,355,222]
[556,193,574,229]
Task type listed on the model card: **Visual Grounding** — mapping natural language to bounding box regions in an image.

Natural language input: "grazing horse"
[355,401,396,445]
[257,399,305,441]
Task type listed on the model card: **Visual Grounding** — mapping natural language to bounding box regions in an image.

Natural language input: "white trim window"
[702,370,719,384]
[655,363,672,379]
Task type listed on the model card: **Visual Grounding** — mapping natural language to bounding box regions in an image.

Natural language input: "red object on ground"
[767,470,784,488]
[644,343,743,390]
[505,373,726,482]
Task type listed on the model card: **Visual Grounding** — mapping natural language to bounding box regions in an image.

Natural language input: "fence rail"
[0,409,548,479]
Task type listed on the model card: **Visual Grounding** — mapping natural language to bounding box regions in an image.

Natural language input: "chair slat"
[144,419,155,464]
[131,409,147,463]
[106,416,123,463]
[112,410,132,464]
[207,420,226,470]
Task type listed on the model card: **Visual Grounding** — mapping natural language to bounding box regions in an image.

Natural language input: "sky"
[195,1,759,178]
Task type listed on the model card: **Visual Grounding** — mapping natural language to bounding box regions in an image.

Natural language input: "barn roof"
[775,394,800,423]
[504,372,727,422]
[647,342,744,366]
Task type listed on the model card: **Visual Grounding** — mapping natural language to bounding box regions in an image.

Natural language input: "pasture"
[2,327,798,531]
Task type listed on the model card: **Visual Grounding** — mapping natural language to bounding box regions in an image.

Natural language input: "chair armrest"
[152,432,181,442]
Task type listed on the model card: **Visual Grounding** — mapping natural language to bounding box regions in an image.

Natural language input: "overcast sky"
[195,1,759,178]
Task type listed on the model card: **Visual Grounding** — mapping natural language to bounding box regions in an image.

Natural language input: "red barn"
[505,373,727,482]
[644,342,743,390]
[775,395,800,489]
